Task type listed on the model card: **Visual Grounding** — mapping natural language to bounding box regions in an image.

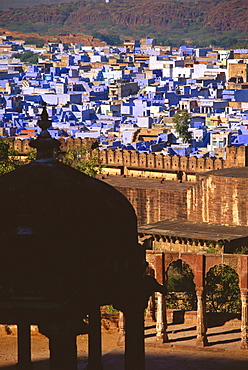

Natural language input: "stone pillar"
[87,305,103,370]
[16,323,32,370]
[196,288,208,346]
[124,304,145,370]
[241,290,248,349]
[117,310,125,346]
[49,330,77,370]
[39,322,78,370]
[146,293,156,322]
[156,292,168,343]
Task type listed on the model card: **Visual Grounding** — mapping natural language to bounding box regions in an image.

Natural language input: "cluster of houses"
[1,33,248,158]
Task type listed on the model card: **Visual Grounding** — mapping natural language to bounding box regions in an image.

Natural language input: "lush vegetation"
[92,32,122,46]
[206,265,241,313]
[173,110,192,144]
[62,146,103,177]
[0,138,22,174]
[0,139,102,178]
[167,261,196,310]
[12,51,40,64]
[0,0,248,48]
[103,304,119,315]
[166,259,242,313]
[24,37,46,48]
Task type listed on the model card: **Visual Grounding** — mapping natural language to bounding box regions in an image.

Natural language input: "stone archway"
[203,263,241,347]
[146,251,248,349]
[166,259,196,312]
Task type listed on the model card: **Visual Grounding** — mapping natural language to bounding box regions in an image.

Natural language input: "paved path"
[81,347,248,370]
[1,320,247,369]
[79,320,248,369]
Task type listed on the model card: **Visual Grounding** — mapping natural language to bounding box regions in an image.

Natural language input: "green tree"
[167,260,196,310]
[92,32,122,46]
[0,140,103,177]
[25,37,46,48]
[62,146,103,177]
[27,148,37,161]
[235,246,248,254]
[0,138,22,174]
[206,265,241,313]
[12,51,40,64]
[172,110,192,143]
[204,240,223,253]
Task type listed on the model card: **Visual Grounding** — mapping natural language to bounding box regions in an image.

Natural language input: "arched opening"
[206,264,241,313]
[205,264,241,347]
[142,259,198,345]
[167,259,196,311]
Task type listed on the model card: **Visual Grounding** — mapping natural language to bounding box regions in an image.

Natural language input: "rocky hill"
[0,0,247,47]
[0,28,107,46]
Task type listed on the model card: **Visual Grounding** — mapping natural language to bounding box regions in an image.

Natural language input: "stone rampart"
[113,184,189,225]
[99,149,224,174]
[187,169,248,226]
[9,138,248,176]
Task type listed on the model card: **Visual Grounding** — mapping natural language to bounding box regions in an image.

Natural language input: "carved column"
[156,292,168,343]
[241,290,248,349]
[17,323,32,370]
[88,305,103,370]
[196,288,208,346]
[146,293,156,322]
[117,310,125,346]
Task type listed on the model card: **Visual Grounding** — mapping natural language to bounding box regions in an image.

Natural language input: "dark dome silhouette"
[0,157,140,306]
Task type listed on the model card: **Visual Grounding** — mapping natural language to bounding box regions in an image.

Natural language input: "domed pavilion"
[0,105,164,370]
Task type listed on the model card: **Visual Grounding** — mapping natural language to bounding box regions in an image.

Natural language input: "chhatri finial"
[29,102,60,160]
[40,102,49,127]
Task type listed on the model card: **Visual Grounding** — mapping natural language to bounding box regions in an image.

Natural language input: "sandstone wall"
[113,185,188,226]
[11,137,248,227]
[187,172,248,226]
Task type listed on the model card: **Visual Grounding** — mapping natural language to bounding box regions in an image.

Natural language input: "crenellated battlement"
[9,137,248,176]
[99,148,225,174]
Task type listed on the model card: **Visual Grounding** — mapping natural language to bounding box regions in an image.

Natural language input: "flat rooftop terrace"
[101,175,194,191]
[138,219,248,242]
[201,167,248,179]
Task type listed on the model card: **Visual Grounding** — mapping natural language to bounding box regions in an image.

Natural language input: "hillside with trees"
[0,0,248,48]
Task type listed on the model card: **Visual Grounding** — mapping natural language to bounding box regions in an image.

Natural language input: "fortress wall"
[9,137,248,227]
[10,138,247,175]
[113,185,188,226]
[187,174,248,226]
